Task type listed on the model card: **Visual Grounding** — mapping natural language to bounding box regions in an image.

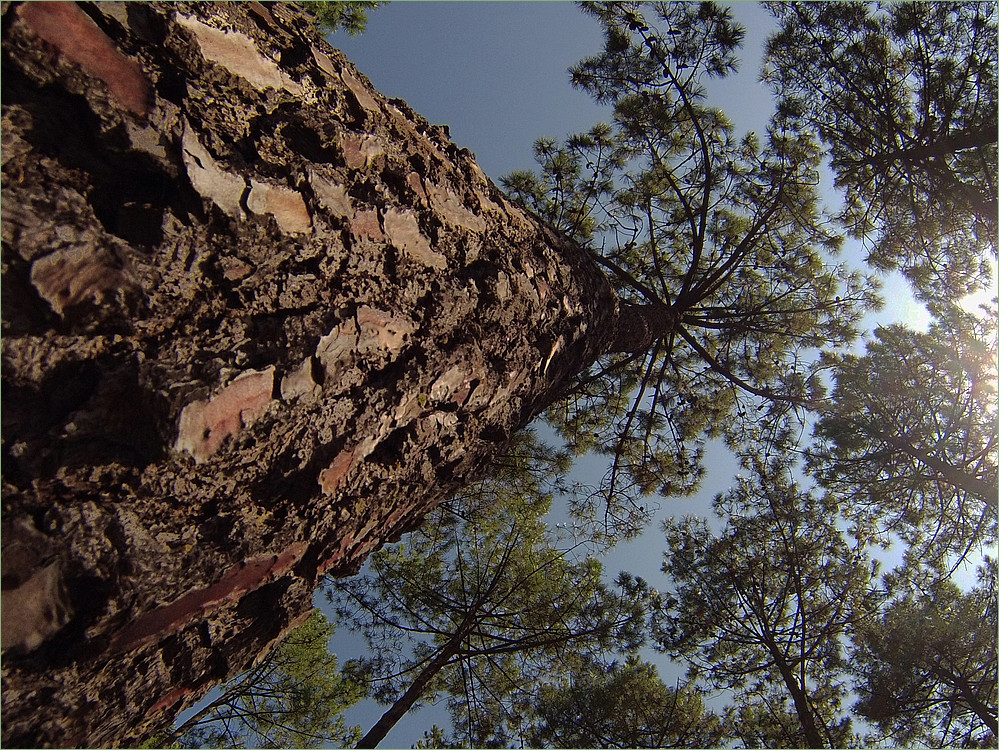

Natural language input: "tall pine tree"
[524,655,725,749]
[763,1,998,301]
[653,458,881,748]
[326,433,650,748]
[504,1,878,538]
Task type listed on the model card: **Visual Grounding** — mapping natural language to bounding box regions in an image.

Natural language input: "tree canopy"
[502,0,880,539]
[808,303,998,577]
[851,561,998,747]
[763,1,998,302]
[525,655,725,748]
[307,1,387,36]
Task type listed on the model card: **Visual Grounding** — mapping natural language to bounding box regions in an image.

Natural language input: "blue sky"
[331,1,775,179]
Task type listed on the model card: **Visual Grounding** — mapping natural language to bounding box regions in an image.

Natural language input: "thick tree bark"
[0,2,622,746]
[607,301,676,353]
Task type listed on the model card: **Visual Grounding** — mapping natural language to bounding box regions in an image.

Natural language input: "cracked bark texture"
[0,2,622,746]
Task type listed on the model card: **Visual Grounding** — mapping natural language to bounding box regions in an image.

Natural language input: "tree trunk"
[768,649,826,749]
[156,685,244,747]
[870,125,997,165]
[930,665,999,737]
[876,432,998,508]
[956,675,999,737]
[355,615,477,749]
[608,301,675,353]
[0,3,622,746]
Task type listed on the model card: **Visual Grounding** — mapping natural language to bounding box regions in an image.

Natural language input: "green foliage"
[851,561,998,747]
[325,431,652,748]
[305,1,385,36]
[139,735,181,749]
[721,697,833,750]
[808,303,998,577]
[763,1,998,302]
[654,458,881,748]
[526,655,725,748]
[414,724,449,749]
[163,610,365,749]
[503,1,881,539]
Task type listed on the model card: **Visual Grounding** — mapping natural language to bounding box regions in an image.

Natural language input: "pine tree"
[653,457,881,748]
[3,2,981,744]
[762,1,998,301]
[156,610,365,749]
[808,303,998,576]
[525,655,725,748]
[503,1,879,538]
[1,3,621,744]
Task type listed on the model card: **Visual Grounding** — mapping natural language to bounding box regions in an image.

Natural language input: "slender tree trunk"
[957,677,999,737]
[355,616,477,749]
[876,432,998,507]
[0,3,622,746]
[769,651,826,749]
[862,125,998,169]
[859,125,998,220]
[931,666,999,737]
[157,687,247,747]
